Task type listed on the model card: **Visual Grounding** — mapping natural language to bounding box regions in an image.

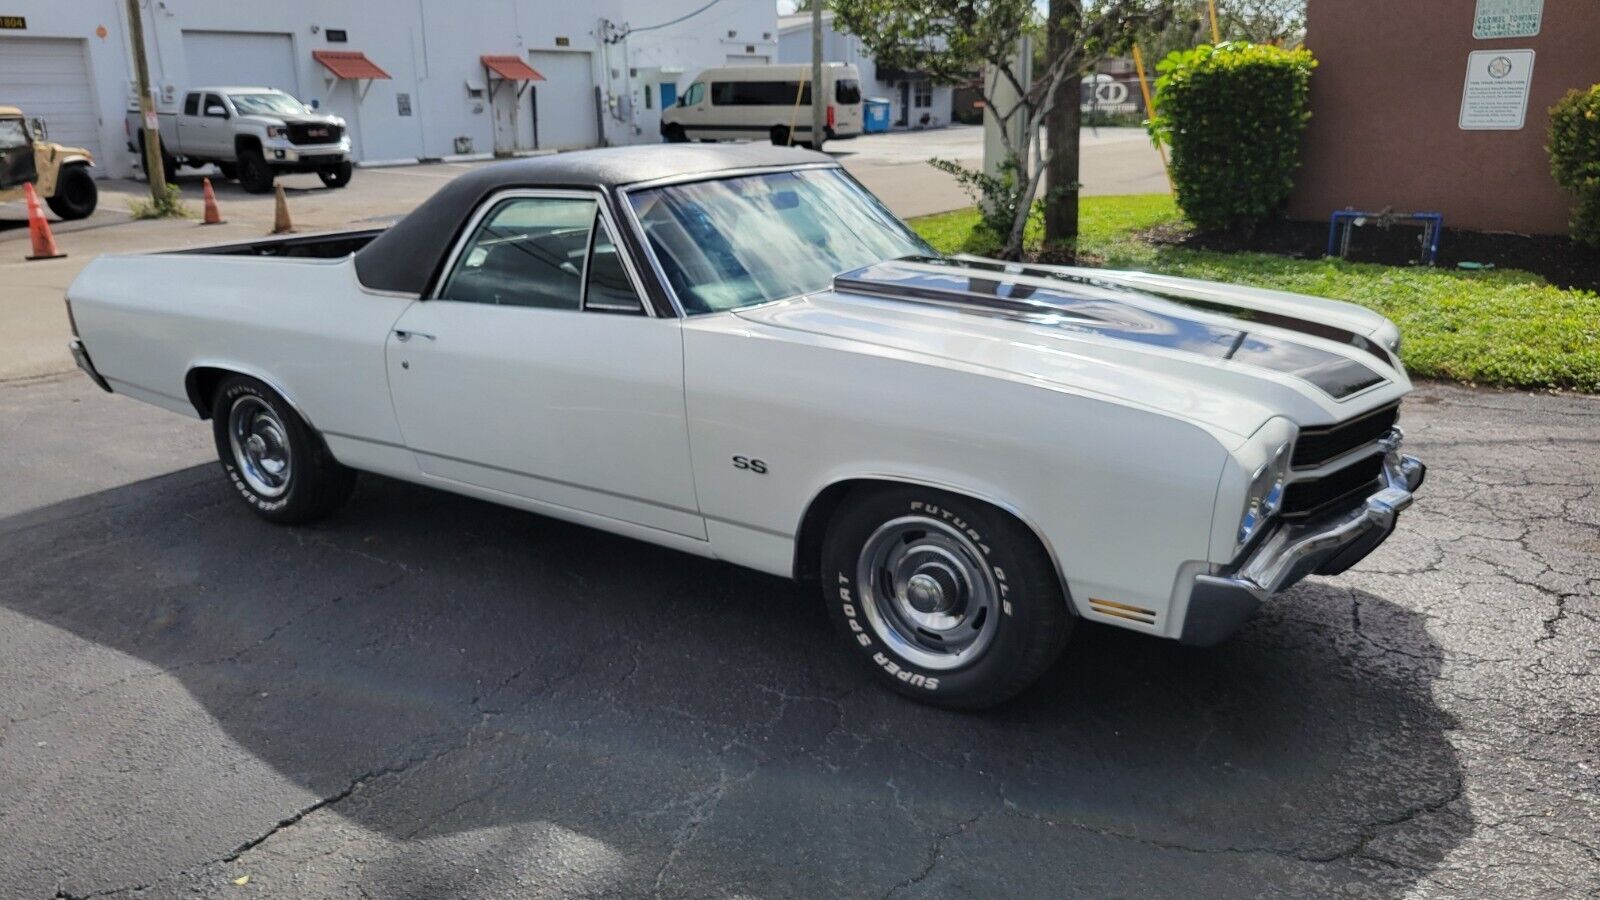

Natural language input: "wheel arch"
[790,475,1073,610]
[234,133,263,157]
[184,363,315,430]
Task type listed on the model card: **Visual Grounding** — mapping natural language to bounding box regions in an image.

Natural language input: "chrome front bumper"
[1180,431,1426,645]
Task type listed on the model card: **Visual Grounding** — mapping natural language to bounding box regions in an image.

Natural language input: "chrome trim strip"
[410,447,703,518]
[68,339,111,393]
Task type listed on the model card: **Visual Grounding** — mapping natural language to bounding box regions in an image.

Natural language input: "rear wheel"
[821,486,1074,709]
[237,147,275,194]
[210,375,356,524]
[318,161,354,188]
[45,165,97,220]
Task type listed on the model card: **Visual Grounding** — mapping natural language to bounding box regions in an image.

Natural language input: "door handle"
[393,329,436,342]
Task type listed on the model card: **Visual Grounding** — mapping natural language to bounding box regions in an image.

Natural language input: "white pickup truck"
[128,87,352,193]
[64,145,1426,708]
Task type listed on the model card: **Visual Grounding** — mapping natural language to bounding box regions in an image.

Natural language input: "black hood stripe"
[833,258,1387,400]
[939,256,1398,370]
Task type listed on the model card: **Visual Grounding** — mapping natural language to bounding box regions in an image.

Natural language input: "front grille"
[1281,454,1384,519]
[287,122,343,145]
[1291,403,1399,468]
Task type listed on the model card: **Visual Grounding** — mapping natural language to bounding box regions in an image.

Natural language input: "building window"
[914,81,932,108]
[644,84,653,110]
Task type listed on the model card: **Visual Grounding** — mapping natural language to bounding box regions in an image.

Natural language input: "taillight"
[826,105,836,129]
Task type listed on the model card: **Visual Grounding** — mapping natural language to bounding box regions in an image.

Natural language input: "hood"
[240,112,344,127]
[732,257,1411,444]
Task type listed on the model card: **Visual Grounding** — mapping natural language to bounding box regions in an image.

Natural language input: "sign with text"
[1473,0,1542,39]
[0,15,26,29]
[1459,49,1536,130]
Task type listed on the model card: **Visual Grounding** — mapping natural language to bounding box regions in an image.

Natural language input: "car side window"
[184,93,201,116]
[203,93,227,117]
[0,118,27,150]
[683,82,705,106]
[583,214,644,314]
[440,197,599,310]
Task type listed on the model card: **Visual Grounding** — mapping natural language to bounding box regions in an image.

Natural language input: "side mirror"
[205,105,228,118]
[675,97,686,107]
[27,117,46,141]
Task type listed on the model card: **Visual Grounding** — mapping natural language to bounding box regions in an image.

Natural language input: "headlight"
[1238,440,1291,546]
[266,124,288,138]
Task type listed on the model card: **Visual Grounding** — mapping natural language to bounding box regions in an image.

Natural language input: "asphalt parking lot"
[2,372,1597,898]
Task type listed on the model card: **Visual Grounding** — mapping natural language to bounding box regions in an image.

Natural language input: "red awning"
[481,55,543,82]
[313,50,391,80]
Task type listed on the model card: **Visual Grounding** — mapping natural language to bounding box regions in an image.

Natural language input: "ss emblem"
[732,455,768,474]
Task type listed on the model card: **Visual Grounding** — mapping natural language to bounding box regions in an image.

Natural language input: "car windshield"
[0,118,27,150]
[228,92,310,116]
[628,168,933,314]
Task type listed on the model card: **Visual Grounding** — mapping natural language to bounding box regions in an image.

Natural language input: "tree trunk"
[1043,0,1081,260]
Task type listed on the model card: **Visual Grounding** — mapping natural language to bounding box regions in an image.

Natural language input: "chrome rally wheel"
[856,515,1001,671]
[227,395,292,498]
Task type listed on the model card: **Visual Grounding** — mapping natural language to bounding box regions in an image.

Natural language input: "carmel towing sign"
[1472,0,1542,40]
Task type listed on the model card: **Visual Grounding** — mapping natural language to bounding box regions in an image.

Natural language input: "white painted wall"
[620,0,776,142]
[0,0,136,177]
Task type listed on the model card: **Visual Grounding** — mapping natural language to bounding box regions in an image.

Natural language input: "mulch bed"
[1144,218,1599,293]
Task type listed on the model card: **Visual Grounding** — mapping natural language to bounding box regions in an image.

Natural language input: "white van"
[661,63,863,146]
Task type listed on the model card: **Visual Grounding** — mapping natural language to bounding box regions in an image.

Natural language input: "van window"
[184,93,201,116]
[711,81,811,106]
[835,79,861,104]
[682,82,705,106]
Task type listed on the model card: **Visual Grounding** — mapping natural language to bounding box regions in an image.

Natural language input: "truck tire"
[217,162,238,181]
[138,135,177,183]
[318,161,354,189]
[821,485,1074,709]
[237,148,276,194]
[210,375,356,525]
[45,165,98,220]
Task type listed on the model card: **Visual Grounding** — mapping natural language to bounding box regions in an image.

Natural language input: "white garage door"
[725,54,771,65]
[182,31,299,98]
[528,51,597,151]
[0,37,102,167]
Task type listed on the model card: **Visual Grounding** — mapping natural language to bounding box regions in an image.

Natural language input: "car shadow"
[0,465,1469,895]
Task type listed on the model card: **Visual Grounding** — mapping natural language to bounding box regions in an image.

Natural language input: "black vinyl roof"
[353,143,832,295]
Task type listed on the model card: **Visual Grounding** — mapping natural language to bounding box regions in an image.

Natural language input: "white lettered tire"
[210,375,356,524]
[822,486,1074,709]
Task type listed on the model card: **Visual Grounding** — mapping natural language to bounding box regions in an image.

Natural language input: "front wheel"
[237,148,275,194]
[45,165,97,219]
[821,486,1074,709]
[318,161,353,188]
[210,375,356,524]
[663,124,688,143]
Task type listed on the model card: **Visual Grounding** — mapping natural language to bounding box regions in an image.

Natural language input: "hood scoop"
[831,257,1387,400]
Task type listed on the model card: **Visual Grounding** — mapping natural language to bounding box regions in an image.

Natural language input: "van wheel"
[663,124,688,143]
[210,375,356,525]
[770,125,791,146]
[45,165,98,220]
[238,148,276,194]
[821,485,1074,709]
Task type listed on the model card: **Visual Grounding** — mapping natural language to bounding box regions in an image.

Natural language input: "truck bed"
[169,228,385,259]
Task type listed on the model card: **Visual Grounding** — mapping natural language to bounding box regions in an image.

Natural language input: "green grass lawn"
[908,196,1600,392]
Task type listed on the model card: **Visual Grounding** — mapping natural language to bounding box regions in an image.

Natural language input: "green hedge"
[1548,84,1600,247]
[1148,42,1316,231]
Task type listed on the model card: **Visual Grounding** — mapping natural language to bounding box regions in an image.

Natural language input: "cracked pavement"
[1,374,1597,898]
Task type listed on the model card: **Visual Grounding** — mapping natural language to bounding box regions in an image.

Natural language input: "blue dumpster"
[863,98,891,134]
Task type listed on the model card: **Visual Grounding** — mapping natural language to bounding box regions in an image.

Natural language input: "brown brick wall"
[1288,1,1600,235]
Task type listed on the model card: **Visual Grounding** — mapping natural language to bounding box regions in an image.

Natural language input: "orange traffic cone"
[270,183,294,235]
[23,183,65,260]
[200,177,225,225]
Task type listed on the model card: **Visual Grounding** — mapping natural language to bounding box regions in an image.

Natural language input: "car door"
[384,190,705,539]
[175,92,202,156]
[195,92,229,157]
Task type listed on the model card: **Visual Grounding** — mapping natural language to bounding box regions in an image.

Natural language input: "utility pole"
[1043,0,1082,257]
[810,1,825,152]
[125,0,168,203]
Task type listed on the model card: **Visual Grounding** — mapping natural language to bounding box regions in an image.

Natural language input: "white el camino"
[65,145,1425,708]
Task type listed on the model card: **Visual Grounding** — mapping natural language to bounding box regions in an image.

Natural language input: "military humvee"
[1,106,97,220]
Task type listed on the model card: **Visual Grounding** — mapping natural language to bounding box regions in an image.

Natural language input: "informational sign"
[396,93,412,116]
[1459,49,1536,130]
[0,14,26,29]
[1473,0,1543,39]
